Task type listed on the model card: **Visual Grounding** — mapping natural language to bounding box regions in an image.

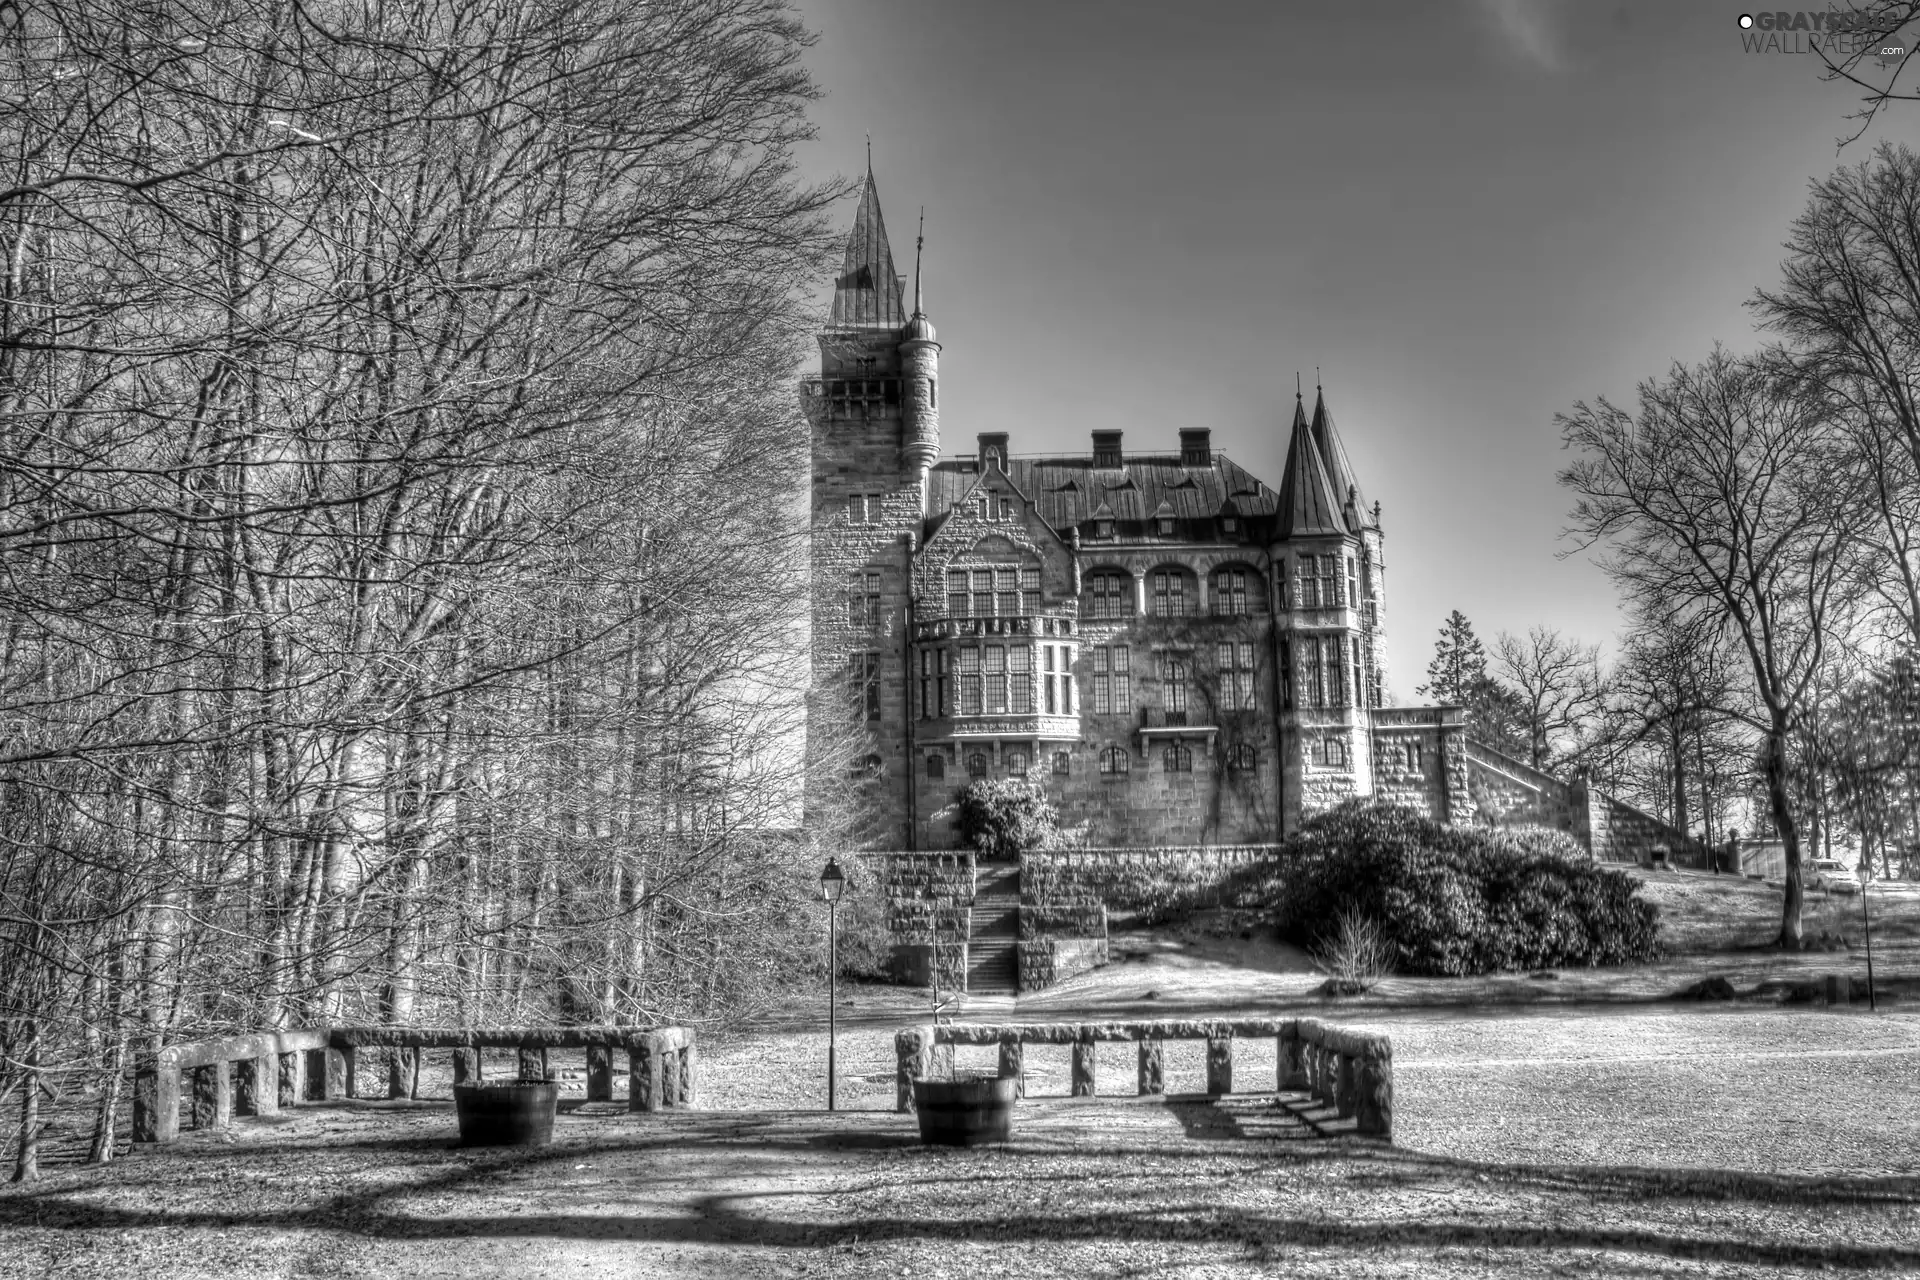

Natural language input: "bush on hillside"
[955,778,1062,859]
[1259,801,1660,976]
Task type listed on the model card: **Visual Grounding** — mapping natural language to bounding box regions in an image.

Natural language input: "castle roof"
[925,452,1278,535]
[828,169,907,330]
[1277,395,1348,537]
[1310,386,1370,527]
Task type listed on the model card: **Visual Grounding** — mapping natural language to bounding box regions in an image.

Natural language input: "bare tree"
[1560,348,1858,947]
[1491,626,1605,773]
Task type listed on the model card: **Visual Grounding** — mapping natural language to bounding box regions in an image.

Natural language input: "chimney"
[1091,430,1123,469]
[1179,428,1212,467]
[977,432,1009,469]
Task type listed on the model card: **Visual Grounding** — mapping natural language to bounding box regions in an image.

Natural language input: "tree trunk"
[1765,727,1805,947]
[11,1026,38,1183]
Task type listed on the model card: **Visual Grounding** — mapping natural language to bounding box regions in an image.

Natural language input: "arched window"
[1151,567,1194,617]
[1052,751,1071,775]
[1162,743,1193,772]
[1210,564,1266,616]
[967,752,989,778]
[1006,748,1030,776]
[852,753,883,778]
[1216,641,1257,711]
[1311,737,1348,769]
[926,753,946,779]
[1084,570,1131,620]
[1227,743,1256,772]
[1098,746,1131,776]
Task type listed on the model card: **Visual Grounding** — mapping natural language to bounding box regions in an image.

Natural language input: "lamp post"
[819,856,846,1111]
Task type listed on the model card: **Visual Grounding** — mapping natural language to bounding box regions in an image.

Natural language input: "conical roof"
[1278,395,1347,537]
[829,169,906,329]
[1310,386,1369,525]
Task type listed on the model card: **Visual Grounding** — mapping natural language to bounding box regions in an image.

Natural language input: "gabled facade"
[805,169,1466,848]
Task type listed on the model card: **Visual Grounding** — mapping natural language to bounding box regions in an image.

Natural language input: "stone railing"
[894,1017,1392,1140]
[133,1024,695,1145]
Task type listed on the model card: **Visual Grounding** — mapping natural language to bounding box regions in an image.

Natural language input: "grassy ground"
[3,1008,1917,1278]
[6,869,1919,1278]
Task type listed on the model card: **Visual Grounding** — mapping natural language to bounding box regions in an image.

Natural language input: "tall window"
[1162,656,1189,723]
[850,652,880,720]
[919,649,950,719]
[947,570,967,617]
[968,752,989,778]
[926,753,945,779]
[1011,645,1033,713]
[1217,641,1257,711]
[985,645,1007,713]
[1318,554,1339,608]
[1279,639,1293,709]
[1162,743,1193,772]
[1099,746,1130,775]
[1300,638,1323,708]
[1085,570,1131,619]
[1212,566,1249,615]
[1329,636,1347,707]
[1346,556,1359,611]
[1021,567,1041,615]
[996,568,1019,616]
[1091,644,1129,714]
[1044,645,1057,714]
[971,569,994,617]
[1052,751,1071,775]
[958,647,982,715]
[1276,557,1289,611]
[1152,570,1188,617]
[1006,748,1029,776]
[848,571,881,628]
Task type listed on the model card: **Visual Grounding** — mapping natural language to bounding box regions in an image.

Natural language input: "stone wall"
[1455,740,1710,866]
[1021,844,1279,921]
[860,851,974,988]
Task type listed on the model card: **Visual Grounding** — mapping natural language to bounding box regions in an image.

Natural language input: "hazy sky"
[789,0,1907,699]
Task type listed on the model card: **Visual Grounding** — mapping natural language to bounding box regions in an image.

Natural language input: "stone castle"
[804,169,1474,849]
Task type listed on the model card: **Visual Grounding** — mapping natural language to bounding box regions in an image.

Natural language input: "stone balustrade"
[133,1024,695,1144]
[894,1016,1392,1140]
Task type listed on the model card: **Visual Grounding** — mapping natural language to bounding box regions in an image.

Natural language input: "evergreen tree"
[1419,611,1490,704]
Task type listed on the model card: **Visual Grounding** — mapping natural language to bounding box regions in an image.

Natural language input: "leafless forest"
[0,0,846,1178]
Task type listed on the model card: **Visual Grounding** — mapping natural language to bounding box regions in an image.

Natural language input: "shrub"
[955,778,1061,859]
[1264,801,1660,975]
[1315,908,1395,993]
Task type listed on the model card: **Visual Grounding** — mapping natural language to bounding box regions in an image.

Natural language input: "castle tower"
[802,166,934,847]
[1273,387,1377,827]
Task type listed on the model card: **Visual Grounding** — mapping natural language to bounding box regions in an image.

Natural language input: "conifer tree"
[1419,611,1491,704]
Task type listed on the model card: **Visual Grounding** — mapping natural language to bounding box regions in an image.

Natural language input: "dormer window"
[1222,516,1238,534]
[985,448,1002,469]
[999,498,1013,521]
[1157,516,1174,537]
[1095,518,1114,538]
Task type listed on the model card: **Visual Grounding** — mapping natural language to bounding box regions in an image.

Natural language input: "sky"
[786,0,1912,701]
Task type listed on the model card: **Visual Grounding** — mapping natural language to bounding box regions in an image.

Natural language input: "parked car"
[1807,859,1860,893]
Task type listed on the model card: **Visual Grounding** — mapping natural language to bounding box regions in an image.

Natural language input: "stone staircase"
[966,860,1021,995]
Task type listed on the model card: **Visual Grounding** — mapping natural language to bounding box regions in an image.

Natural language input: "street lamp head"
[819,856,846,903]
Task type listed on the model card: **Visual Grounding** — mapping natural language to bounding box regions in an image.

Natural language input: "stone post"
[1205,1036,1233,1096]
[277,1051,305,1108]
[998,1039,1025,1099]
[629,1037,665,1113]
[1137,1040,1164,1095]
[132,1060,181,1143]
[586,1045,613,1101]
[1334,1051,1356,1119]
[451,1048,479,1086]
[518,1045,547,1081]
[236,1052,278,1117]
[1278,1030,1308,1091]
[1071,1034,1096,1097]
[677,1042,696,1107]
[324,1045,355,1100]
[387,1047,415,1100]
[1354,1042,1394,1141]
[191,1061,230,1131]
[895,1025,935,1113]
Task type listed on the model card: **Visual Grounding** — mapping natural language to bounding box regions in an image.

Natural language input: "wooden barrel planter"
[912,1073,1017,1146]
[452,1079,559,1147]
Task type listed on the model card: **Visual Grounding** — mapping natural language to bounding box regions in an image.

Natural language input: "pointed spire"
[1278,394,1347,537]
[1309,381,1369,525]
[829,166,906,329]
[913,206,925,316]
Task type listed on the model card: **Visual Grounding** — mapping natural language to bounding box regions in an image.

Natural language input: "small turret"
[901,206,940,488]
